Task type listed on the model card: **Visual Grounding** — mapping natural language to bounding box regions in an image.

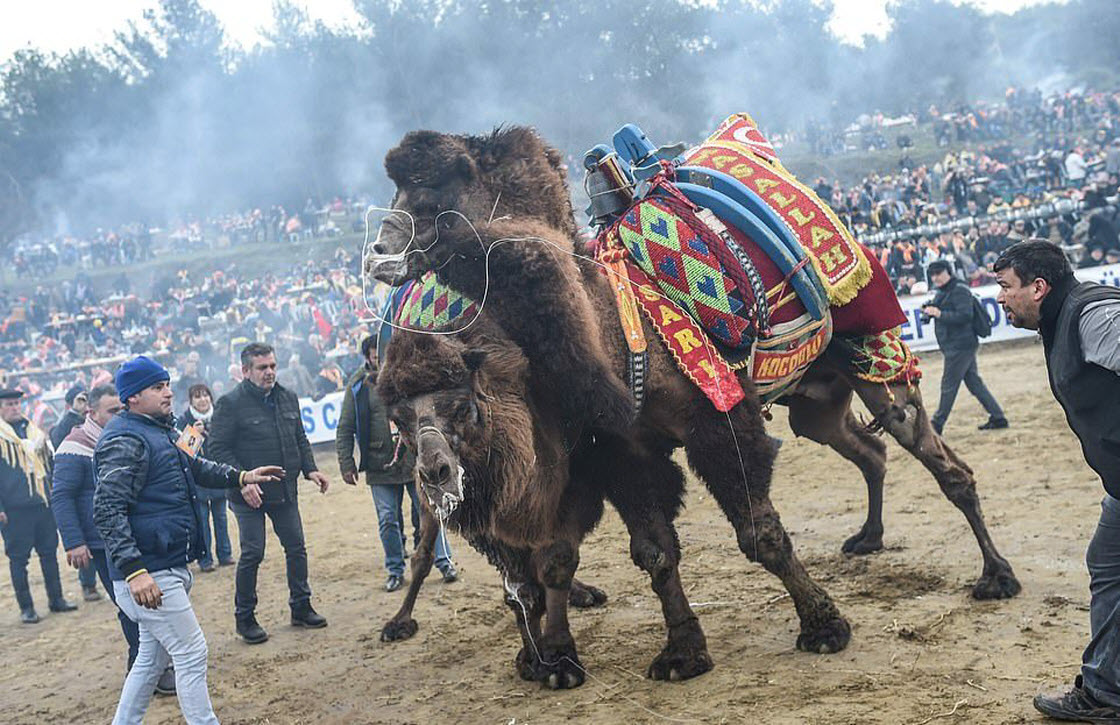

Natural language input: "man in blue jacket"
[53,384,179,693]
[94,356,282,724]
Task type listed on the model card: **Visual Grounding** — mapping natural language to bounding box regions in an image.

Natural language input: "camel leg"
[380,507,441,641]
[850,377,1021,599]
[788,392,888,555]
[686,398,851,653]
[577,433,713,681]
[523,541,586,689]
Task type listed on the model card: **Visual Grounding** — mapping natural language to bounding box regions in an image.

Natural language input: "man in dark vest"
[93,355,281,723]
[993,240,1120,721]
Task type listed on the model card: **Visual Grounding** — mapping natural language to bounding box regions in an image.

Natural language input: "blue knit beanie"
[116,355,170,404]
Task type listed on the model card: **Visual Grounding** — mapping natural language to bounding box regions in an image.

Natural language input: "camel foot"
[796,616,851,654]
[972,567,1022,600]
[380,617,419,642]
[517,639,585,689]
[647,619,713,682]
[841,526,883,556]
[569,579,608,609]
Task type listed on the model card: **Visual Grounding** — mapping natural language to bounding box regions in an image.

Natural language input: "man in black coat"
[921,260,1008,435]
[49,385,87,450]
[0,389,76,623]
[209,342,330,644]
[994,241,1120,721]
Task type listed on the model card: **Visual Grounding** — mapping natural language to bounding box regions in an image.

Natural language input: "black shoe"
[49,599,78,613]
[20,607,40,624]
[218,558,236,567]
[1034,676,1120,721]
[154,667,176,696]
[291,604,328,629]
[82,586,102,602]
[236,615,269,644]
[441,565,459,584]
[199,562,215,573]
[385,575,404,592]
[978,417,1009,430]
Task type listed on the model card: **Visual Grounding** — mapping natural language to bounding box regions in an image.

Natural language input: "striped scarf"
[0,417,52,503]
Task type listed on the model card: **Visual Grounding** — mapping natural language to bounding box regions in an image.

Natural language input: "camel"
[377,318,620,688]
[366,126,1021,687]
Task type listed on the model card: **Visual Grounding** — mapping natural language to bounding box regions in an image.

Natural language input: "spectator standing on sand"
[53,384,177,694]
[178,384,233,573]
[992,242,1120,721]
[93,355,281,724]
[336,335,457,592]
[920,260,1009,435]
[0,388,76,623]
[208,342,329,644]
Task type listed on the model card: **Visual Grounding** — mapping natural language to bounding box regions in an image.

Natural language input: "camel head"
[367,126,578,286]
[377,324,531,522]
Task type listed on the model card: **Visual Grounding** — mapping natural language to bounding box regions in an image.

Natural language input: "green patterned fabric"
[395,272,479,331]
[614,197,753,349]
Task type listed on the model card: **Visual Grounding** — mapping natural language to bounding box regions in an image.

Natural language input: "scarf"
[0,417,51,502]
[189,406,213,424]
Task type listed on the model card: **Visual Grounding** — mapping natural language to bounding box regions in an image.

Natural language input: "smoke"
[3,0,1114,238]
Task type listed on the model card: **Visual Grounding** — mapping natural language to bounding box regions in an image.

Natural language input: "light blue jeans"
[370,482,453,577]
[112,567,218,725]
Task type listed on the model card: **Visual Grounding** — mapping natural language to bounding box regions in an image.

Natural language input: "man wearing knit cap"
[0,387,76,623]
[93,355,283,724]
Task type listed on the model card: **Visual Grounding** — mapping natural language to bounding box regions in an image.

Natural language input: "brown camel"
[377,318,616,688]
[367,126,1020,686]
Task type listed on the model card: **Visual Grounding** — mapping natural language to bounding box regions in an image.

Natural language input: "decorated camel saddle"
[586,113,917,410]
[390,113,918,412]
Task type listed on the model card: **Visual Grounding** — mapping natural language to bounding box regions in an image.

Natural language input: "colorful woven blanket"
[612,196,759,350]
[393,272,480,331]
[684,113,872,307]
[837,329,922,386]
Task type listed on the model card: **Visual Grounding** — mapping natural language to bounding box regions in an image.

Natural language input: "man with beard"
[209,342,329,644]
[993,241,1120,721]
[53,384,175,694]
[93,355,281,723]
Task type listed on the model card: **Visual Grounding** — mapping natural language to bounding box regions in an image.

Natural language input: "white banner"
[296,262,1120,441]
[298,390,346,444]
[897,262,1120,352]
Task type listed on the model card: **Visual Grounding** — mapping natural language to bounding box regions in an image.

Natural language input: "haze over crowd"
[0,0,1116,243]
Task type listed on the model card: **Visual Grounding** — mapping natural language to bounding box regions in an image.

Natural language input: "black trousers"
[932,346,1005,429]
[1,504,64,610]
[232,501,311,618]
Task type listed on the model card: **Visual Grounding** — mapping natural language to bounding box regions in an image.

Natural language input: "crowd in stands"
[7,197,371,281]
[804,87,1120,295]
[0,246,388,432]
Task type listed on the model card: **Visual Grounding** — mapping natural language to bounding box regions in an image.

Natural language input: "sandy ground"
[0,338,1106,724]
